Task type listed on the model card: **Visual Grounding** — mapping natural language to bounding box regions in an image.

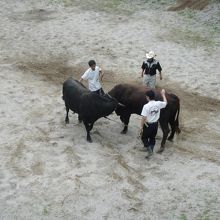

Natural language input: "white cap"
[146,51,156,59]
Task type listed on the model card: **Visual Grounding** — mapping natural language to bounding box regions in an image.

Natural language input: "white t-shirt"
[81,66,102,91]
[141,100,167,123]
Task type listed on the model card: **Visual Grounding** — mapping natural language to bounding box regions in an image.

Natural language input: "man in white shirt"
[80,60,104,95]
[140,89,167,158]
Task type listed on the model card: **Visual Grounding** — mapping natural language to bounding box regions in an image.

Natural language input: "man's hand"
[161,89,167,104]
[139,128,143,137]
[99,70,104,82]
[161,89,166,95]
[159,73,162,80]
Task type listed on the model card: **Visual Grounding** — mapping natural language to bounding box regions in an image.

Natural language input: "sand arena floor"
[0,0,220,219]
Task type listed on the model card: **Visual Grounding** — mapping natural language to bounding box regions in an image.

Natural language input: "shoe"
[145,147,153,159]
[139,147,148,152]
[157,147,165,154]
[149,145,154,152]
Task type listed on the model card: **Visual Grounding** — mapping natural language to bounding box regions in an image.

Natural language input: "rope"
[104,116,142,131]
[104,116,122,124]
[104,116,142,141]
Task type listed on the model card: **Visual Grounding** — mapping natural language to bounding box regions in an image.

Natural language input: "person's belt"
[144,73,156,76]
[144,122,158,127]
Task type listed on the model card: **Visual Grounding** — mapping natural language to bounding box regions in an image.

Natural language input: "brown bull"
[108,84,181,152]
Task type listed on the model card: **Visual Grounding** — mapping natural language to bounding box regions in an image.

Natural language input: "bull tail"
[62,85,65,101]
[174,98,181,134]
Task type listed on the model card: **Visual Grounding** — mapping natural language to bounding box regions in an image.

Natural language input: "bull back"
[63,77,89,113]
[80,93,117,123]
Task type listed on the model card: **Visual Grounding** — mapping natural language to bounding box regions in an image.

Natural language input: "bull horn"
[118,102,126,107]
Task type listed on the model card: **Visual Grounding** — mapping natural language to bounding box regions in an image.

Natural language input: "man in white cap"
[141,51,162,88]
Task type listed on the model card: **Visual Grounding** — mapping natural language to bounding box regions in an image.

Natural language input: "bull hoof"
[157,147,165,154]
[87,138,93,143]
[65,119,69,124]
[121,130,127,134]
[168,137,173,142]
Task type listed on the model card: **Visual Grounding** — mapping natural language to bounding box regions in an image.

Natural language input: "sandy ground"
[168,0,209,11]
[0,0,220,219]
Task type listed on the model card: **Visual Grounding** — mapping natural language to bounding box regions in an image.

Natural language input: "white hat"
[146,51,156,59]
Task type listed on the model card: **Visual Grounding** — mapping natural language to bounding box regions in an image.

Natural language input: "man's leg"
[143,74,150,87]
[148,122,158,152]
[92,90,99,95]
[149,75,156,89]
[141,124,153,157]
[95,88,105,96]
[141,125,149,148]
[99,88,105,95]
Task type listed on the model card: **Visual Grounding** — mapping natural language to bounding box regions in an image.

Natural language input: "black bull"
[108,84,181,152]
[62,77,119,142]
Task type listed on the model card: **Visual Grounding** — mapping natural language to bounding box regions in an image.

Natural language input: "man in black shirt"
[141,51,163,88]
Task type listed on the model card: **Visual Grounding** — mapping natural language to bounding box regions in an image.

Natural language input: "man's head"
[146,90,155,101]
[88,60,96,70]
[146,51,156,63]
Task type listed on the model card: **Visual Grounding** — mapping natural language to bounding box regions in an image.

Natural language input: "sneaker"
[149,145,154,152]
[145,148,153,159]
[139,147,148,152]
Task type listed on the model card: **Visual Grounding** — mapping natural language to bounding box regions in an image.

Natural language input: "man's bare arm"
[140,116,147,129]
[141,69,144,78]
[161,89,167,103]
[140,116,147,135]
[99,69,104,82]
[159,72,162,80]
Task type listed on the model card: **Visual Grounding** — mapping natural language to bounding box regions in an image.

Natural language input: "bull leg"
[121,114,131,134]
[65,106,69,124]
[121,125,128,134]
[168,120,175,141]
[120,116,125,123]
[78,114,82,123]
[158,121,170,153]
[89,123,94,131]
[83,121,92,143]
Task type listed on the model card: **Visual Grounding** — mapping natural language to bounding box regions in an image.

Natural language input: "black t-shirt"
[141,59,162,76]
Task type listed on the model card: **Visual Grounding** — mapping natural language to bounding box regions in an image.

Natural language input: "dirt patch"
[10,9,56,22]
[168,0,209,11]
[17,59,76,85]
[16,58,118,89]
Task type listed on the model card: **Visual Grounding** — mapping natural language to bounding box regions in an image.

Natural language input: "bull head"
[105,93,126,108]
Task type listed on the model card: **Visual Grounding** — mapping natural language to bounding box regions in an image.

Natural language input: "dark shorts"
[141,122,158,150]
[93,88,105,96]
